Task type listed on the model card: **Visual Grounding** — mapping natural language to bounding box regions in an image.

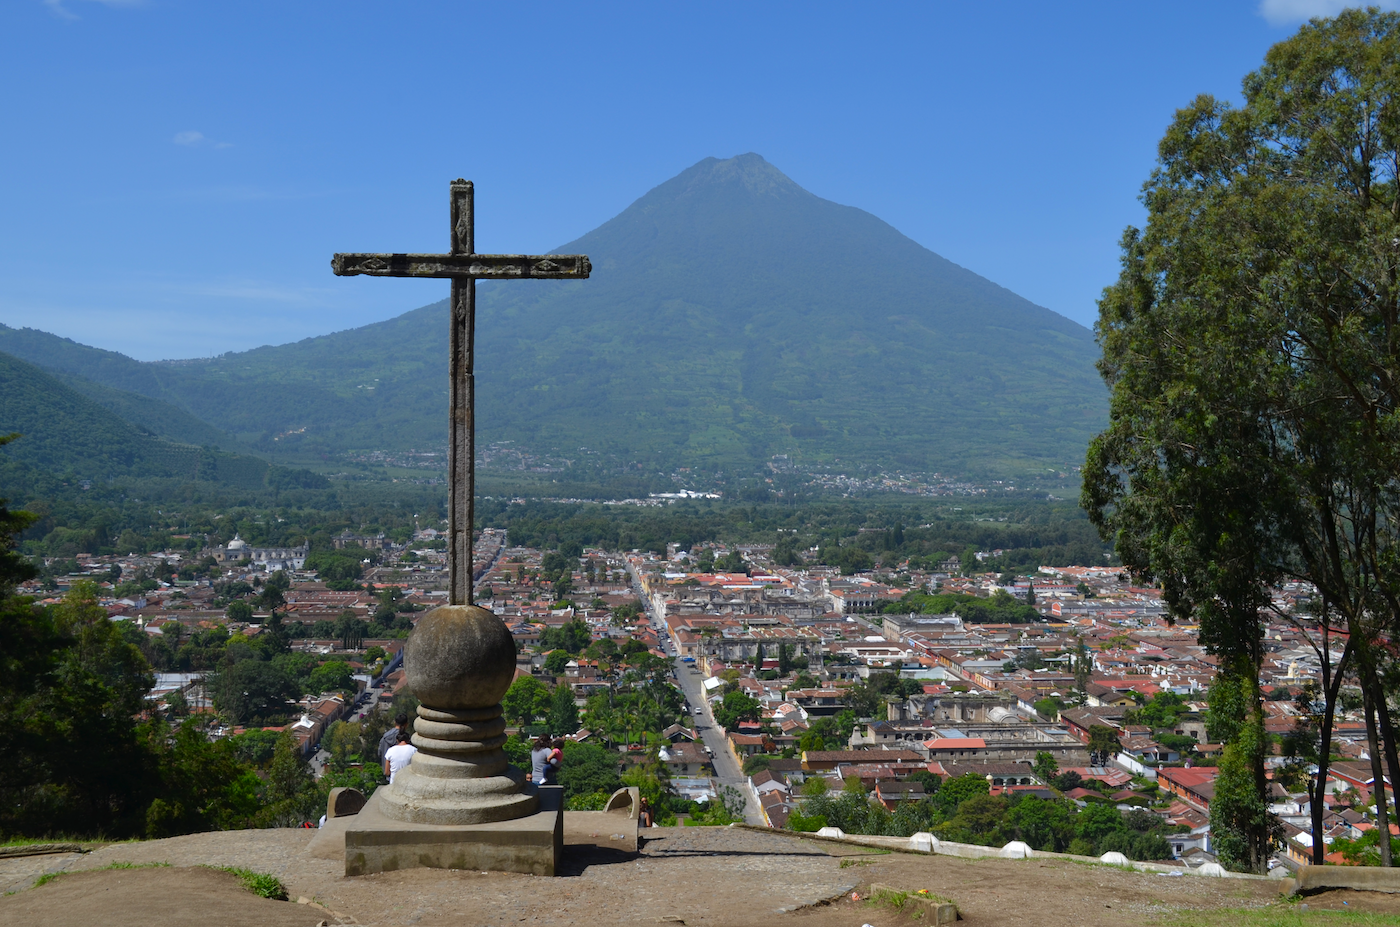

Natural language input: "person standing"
[379,713,410,762]
[383,729,416,784]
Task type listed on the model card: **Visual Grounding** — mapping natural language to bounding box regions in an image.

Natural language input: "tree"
[539,619,591,654]
[1032,751,1059,783]
[1,577,155,837]
[556,741,621,800]
[712,690,760,730]
[321,719,363,772]
[226,599,253,623]
[502,675,552,727]
[1086,726,1120,766]
[1076,12,1400,870]
[544,649,572,676]
[308,659,356,694]
[546,684,579,735]
[211,660,300,724]
[334,610,366,650]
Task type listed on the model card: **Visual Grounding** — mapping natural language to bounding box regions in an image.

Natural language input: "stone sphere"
[403,605,517,709]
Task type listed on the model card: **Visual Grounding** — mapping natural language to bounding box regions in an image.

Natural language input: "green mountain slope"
[476,153,1104,476]
[0,155,1107,480]
[0,351,320,494]
[48,369,243,450]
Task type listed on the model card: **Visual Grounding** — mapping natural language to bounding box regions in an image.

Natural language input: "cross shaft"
[332,179,590,604]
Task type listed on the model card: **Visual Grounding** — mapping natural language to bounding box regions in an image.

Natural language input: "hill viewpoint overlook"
[7,825,1393,927]
[0,154,1106,490]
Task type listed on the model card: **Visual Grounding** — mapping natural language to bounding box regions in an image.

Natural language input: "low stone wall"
[1288,865,1400,896]
[736,824,1279,882]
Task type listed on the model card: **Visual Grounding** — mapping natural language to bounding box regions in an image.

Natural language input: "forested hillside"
[0,352,323,498]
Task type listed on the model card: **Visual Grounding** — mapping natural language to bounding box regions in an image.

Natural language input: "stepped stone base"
[343,786,562,877]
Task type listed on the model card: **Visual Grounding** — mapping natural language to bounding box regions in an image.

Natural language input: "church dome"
[227,536,247,551]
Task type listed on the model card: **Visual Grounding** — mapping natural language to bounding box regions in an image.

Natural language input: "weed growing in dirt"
[839,858,876,868]
[206,865,288,901]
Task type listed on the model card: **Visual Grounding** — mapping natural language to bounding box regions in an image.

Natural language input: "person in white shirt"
[383,729,417,784]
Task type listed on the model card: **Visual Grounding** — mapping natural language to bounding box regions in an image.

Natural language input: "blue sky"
[1,0,1388,360]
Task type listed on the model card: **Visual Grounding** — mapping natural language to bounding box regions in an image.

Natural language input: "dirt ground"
[1,826,1396,927]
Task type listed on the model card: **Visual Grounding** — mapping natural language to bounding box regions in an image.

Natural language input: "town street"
[666,654,764,824]
[629,561,764,825]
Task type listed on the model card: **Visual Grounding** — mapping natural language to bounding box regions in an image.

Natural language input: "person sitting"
[383,729,416,784]
[543,738,564,785]
[529,733,552,783]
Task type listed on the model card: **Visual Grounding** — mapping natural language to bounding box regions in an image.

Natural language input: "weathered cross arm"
[331,252,590,279]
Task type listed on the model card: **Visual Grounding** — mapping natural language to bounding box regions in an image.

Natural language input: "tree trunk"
[1311,651,1345,864]
[1374,683,1400,851]
[1363,680,1393,866]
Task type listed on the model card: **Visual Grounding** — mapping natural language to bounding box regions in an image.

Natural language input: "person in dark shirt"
[379,713,410,761]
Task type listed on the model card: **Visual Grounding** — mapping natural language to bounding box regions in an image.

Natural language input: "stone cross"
[332,180,590,604]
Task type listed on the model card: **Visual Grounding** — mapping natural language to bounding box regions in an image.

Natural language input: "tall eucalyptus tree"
[1084,9,1400,870]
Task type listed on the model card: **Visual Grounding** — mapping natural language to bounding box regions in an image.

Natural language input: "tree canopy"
[1082,9,1400,870]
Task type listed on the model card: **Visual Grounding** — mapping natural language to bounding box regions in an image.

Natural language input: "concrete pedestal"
[343,786,563,877]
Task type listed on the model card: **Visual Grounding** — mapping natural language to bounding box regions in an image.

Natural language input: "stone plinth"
[376,604,539,826]
[344,786,562,877]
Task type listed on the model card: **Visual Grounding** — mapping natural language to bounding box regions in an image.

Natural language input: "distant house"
[1159,766,1219,812]
[875,780,926,810]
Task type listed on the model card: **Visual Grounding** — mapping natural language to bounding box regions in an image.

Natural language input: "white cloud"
[43,0,78,20]
[173,130,233,149]
[43,0,145,20]
[1259,0,1400,26]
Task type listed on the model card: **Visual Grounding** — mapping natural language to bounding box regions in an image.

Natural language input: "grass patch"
[205,866,288,901]
[840,858,877,868]
[868,887,955,909]
[0,836,83,848]
[1158,905,1399,927]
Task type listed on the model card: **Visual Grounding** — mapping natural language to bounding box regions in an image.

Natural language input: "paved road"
[630,561,763,826]
[667,655,764,824]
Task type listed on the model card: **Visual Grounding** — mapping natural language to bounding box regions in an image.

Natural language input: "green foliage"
[228,729,282,767]
[502,675,552,727]
[1327,828,1400,867]
[1123,691,1185,730]
[142,718,262,837]
[304,550,364,582]
[1087,725,1121,765]
[0,580,154,837]
[543,650,572,676]
[308,659,355,695]
[209,660,300,724]
[546,684,580,735]
[556,741,622,800]
[1082,9,1400,874]
[714,549,749,575]
[892,589,1039,624]
[712,690,761,730]
[538,619,591,654]
[207,866,289,901]
[1032,751,1059,782]
[1211,704,1282,874]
